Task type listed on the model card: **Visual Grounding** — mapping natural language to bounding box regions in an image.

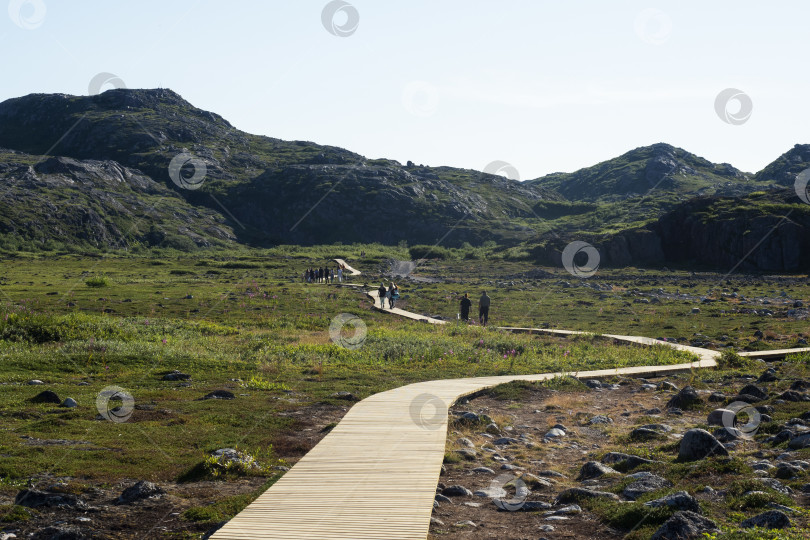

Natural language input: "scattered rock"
[60,397,78,408]
[630,427,665,440]
[650,511,720,540]
[622,473,673,500]
[589,415,612,425]
[788,433,810,449]
[15,489,87,510]
[545,504,581,516]
[775,462,802,479]
[666,386,702,409]
[658,381,679,391]
[31,526,86,540]
[708,392,726,402]
[202,390,235,400]
[741,510,791,529]
[678,429,729,461]
[27,379,44,385]
[577,461,618,480]
[754,478,792,495]
[543,428,566,438]
[739,384,768,400]
[780,390,809,402]
[117,480,164,504]
[555,487,619,503]
[643,491,700,513]
[601,452,660,470]
[163,370,191,381]
[707,408,733,426]
[29,390,61,404]
[330,391,359,401]
[455,449,476,461]
[758,369,779,383]
[493,437,519,445]
[443,485,472,497]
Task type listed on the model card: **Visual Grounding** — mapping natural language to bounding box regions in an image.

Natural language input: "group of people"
[374,285,491,325]
[459,291,491,325]
[304,264,346,284]
[377,282,400,309]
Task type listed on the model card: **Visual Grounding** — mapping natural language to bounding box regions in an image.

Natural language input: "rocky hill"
[0,88,808,271]
[0,89,561,248]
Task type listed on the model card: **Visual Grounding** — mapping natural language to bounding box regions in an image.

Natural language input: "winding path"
[211,263,803,540]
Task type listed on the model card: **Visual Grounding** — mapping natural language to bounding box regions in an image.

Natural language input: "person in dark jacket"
[459,293,471,321]
[377,283,387,309]
[479,291,491,325]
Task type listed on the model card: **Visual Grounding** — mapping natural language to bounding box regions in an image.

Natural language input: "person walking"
[459,292,472,321]
[479,291,491,325]
[388,283,399,309]
[377,283,387,309]
[338,265,343,283]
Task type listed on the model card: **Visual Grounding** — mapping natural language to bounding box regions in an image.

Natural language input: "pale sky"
[2,0,808,179]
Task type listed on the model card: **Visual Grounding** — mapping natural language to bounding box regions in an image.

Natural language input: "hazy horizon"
[3,0,808,179]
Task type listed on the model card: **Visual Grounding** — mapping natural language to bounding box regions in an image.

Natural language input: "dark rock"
[707,408,733,426]
[756,405,775,414]
[713,427,742,442]
[754,478,792,495]
[741,510,791,529]
[790,380,809,391]
[331,391,359,401]
[758,368,779,383]
[630,427,665,440]
[163,370,191,381]
[678,429,729,461]
[651,511,720,540]
[29,390,61,404]
[667,386,702,409]
[739,384,768,400]
[118,480,164,504]
[730,393,764,404]
[779,390,808,402]
[442,485,472,497]
[623,473,673,500]
[788,433,810,449]
[493,437,519,445]
[643,491,700,513]
[577,461,617,480]
[555,487,619,503]
[775,463,802,479]
[600,452,660,470]
[435,494,452,504]
[31,526,86,540]
[708,392,726,402]
[15,489,87,509]
[202,390,235,400]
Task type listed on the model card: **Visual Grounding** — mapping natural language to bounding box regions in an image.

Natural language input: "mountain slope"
[527,143,756,201]
[0,89,561,247]
[0,149,235,252]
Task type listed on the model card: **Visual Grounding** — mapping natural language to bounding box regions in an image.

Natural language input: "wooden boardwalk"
[211,265,800,539]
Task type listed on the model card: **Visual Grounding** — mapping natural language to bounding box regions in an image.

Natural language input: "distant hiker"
[459,293,471,321]
[388,283,399,309]
[377,283,387,309]
[319,267,324,283]
[479,291,491,325]
[330,268,335,283]
[338,265,343,283]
